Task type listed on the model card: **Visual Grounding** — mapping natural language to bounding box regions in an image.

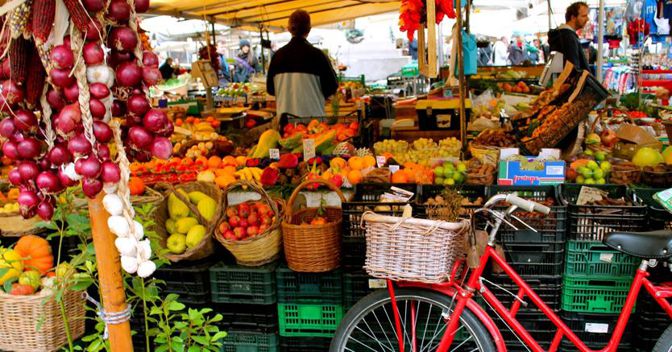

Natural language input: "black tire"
[330,288,496,352]
[653,324,672,352]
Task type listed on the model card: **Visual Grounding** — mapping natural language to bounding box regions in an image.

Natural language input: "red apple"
[239,219,248,228]
[224,230,235,240]
[238,203,250,218]
[228,215,240,228]
[259,224,268,233]
[226,207,238,218]
[219,222,230,232]
[248,213,259,226]
[233,227,245,239]
[247,226,259,237]
[261,216,272,225]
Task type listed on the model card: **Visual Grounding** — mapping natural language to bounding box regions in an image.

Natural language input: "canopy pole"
[260,25,266,74]
[597,0,605,81]
[548,0,552,32]
[457,0,467,152]
[88,194,133,352]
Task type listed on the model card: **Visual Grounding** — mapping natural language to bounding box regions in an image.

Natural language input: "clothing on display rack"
[628,18,651,46]
[604,67,638,93]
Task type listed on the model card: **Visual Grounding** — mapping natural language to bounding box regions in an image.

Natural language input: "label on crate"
[584,323,609,334]
[376,156,387,168]
[599,252,614,263]
[576,186,608,206]
[269,148,280,160]
[368,279,388,289]
[654,188,672,213]
[303,139,316,160]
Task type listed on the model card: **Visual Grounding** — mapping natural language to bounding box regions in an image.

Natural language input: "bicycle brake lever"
[509,214,538,233]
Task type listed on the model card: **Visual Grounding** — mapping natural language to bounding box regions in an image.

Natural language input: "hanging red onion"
[1,80,24,105]
[112,100,126,117]
[58,167,79,187]
[116,61,142,87]
[36,171,62,193]
[125,114,143,126]
[18,190,39,213]
[8,168,21,185]
[82,178,103,198]
[13,110,37,133]
[85,18,103,41]
[108,51,132,68]
[142,52,159,67]
[2,140,18,159]
[143,109,171,135]
[127,94,150,116]
[89,83,110,99]
[50,68,76,88]
[83,42,105,65]
[128,126,153,149]
[135,0,150,12]
[75,155,101,178]
[151,137,172,160]
[68,133,92,156]
[158,122,174,137]
[107,0,131,22]
[63,36,71,48]
[0,60,9,79]
[38,158,51,171]
[61,103,82,123]
[97,144,111,161]
[93,121,113,143]
[83,0,104,12]
[36,199,55,220]
[142,67,161,86]
[48,144,73,166]
[90,99,106,119]
[101,161,121,183]
[134,149,152,162]
[50,45,75,70]
[46,89,66,110]
[53,114,76,137]
[17,138,42,159]
[17,161,39,181]
[63,83,79,103]
[0,118,16,138]
[108,27,138,52]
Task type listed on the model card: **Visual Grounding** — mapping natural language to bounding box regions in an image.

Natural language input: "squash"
[14,235,53,275]
[10,283,35,295]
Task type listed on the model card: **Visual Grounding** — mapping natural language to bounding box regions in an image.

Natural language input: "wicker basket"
[131,186,164,206]
[282,179,345,272]
[0,213,44,237]
[216,180,283,266]
[469,144,500,165]
[154,182,222,262]
[0,288,85,352]
[362,212,469,283]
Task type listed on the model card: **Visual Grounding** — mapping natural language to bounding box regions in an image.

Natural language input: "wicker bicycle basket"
[216,180,283,266]
[154,182,222,262]
[281,179,345,272]
[0,288,85,352]
[362,212,469,283]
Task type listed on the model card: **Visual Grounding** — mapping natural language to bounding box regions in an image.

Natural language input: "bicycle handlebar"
[505,194,551,215]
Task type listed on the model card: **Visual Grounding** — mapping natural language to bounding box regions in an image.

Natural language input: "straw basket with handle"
[154,182,222,262]
[0,288,85,352]
[362,211,469,283]
[282,179,345,272]
[216,180,283,266]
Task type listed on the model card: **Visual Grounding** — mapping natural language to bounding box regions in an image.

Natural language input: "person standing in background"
[493,36,509,65]
[508,36,526,65]
[234,39,259,82]
[159,57,175,80]
[548,1,590,71]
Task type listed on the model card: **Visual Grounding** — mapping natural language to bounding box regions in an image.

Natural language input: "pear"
[175,217,199,234]
[188,191,211,204]
[197,197,217,221]
[167,192,189,219]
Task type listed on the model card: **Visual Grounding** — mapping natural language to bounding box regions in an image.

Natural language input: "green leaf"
[155,344,169,352]
[172,340,185,352]
[173,321,187,329]
[188,345,202,352]
[209,314,223,323]
[70,277,94,291]
[168,301,186,312]
[150,306,163,316]
[199,308,213,314]
[191,335,208,345]
[3,276,16,293]
[212,331,227,342]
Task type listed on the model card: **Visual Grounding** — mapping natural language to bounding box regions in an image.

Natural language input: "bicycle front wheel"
[330,288,496,352]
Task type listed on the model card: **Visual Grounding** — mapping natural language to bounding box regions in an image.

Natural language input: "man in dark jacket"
[267,10,338,121]
[548,2,590,71]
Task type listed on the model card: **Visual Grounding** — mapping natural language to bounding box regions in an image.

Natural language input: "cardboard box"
[497,148,566,185]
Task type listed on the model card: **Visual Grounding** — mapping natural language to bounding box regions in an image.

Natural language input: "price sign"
[389,165,400,174]
[303,139,316,160]
[376,156,386,168]
[269,148,280,160]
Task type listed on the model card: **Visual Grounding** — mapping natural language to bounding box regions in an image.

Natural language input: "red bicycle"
[330,194,672,352]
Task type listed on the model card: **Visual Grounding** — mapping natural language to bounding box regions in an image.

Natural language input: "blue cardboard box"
[497,149,565,185]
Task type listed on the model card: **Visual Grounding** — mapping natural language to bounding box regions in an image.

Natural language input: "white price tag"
[585,323,609,334]
[269,148,280,160]
[303,139,316,160]
[368,279,388,289]
[389,165,400,174]
[376,156,387,168]
[599,253,613,263]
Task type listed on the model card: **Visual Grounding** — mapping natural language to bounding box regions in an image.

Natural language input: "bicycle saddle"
[603,230,672,259]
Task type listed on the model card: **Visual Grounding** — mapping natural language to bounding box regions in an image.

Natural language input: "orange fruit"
[330,157,347,170]
[235,156,248,167]
[362,155,376,168]
[207,156,222,169]
[215,174,236,188]
[348,156,365,170]
[347,170,363,185]
[222,156,237,167]
[129,177,145,196]
[391,170,410,184]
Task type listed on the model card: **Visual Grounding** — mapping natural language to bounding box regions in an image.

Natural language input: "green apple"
[434,167,445,178]
[593,169,604,180]
[186,225,206,248]
[167,234,187,254]
[600,161,612,172]
[444,178,455,186]
[586,160,599,170]
[584,178,596,185]
[452,171,464,183]
[584,149,594,156]
[576,175,585,184]
[596,178,606,184]
[595,151,606,162]
[457,163,467,173]
[435,177,444,185]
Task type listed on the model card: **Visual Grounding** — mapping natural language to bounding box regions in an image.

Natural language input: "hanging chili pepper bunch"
[399,0,457,41]
[0,0,167,277]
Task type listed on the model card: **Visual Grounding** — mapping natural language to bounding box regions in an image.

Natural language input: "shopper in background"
[527,39,541,64]
[548,1,590,71]
[493,36,509,66]
[234,39,259,82]
[508,36,526,65]
[266,9,338,127]
[159,57,175,80]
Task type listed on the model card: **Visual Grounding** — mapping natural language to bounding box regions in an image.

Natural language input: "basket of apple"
[216,180,282,266]
[156,182,222,262]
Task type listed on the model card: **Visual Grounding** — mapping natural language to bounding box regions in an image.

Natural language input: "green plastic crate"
[565,241,639,277]
[562,275,634,314]
[209,262,277,304]
[278,303,344,337]
[221,331,279,352]
[276,266,342,304]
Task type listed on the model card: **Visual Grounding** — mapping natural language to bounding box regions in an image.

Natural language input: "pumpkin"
[14,235,53,275]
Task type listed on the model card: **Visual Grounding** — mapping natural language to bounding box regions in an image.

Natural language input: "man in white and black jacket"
[267,10,338,122]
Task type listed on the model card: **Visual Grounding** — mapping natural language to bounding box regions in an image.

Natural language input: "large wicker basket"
[216,180,283,266]
[362,212,469,283]
[0,213,44,237]
[154,182,222,262]
[0,288,86,352]
[282,179,345,272]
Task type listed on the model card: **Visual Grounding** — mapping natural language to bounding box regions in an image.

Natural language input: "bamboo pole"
[88,194,133,352]
[457,0,467,151]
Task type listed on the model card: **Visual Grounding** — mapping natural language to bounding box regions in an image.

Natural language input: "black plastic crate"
[154,259,215,305]
[279,336,332,352]
[209,261,277,304]
[341,239,366,270]
[487,185,566,243]
[632,187,672,230]
[343,271,382,309]
[484,275,562,312]
[560,311,633,351]
[342,183,419,241]
[416,184,487,219]
[212,303,278,333]
[560,184,647,242]
[495,312,557,351]
[221,330,279,352]
[276,265,343,304]
[493,241,565,277]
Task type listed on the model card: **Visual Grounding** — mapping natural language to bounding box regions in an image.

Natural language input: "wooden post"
[456,0,468,151]
[88,194,133,352]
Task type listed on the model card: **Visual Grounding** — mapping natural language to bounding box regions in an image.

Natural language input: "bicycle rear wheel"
[330,288,495,352]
